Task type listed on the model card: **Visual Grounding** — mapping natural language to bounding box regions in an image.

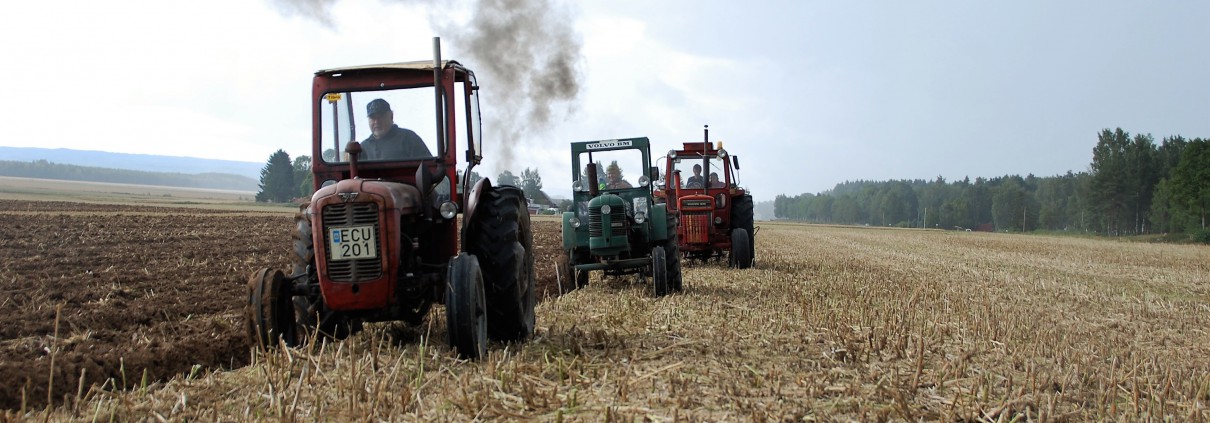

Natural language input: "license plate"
[329,225,377,261]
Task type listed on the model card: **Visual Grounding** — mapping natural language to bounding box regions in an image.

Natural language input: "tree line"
[0,159,258,191]
[256,151,559,209]
[774,129,1209,241]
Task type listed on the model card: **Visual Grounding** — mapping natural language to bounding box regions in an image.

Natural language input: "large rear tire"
[731,195,756,267]
[467,186,536,343]
[246,268,300,349]
[652,246,669,297]
[446,253,487,359]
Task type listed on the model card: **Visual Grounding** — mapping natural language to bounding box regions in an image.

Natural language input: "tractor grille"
[322,202,382,281]
[681,212,711,244]
[588,205,627,237]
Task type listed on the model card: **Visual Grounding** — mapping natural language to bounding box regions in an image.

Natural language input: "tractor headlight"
[714,216,723,225]
[570,216,581,228]
[600,204,611,215]
[667,150,675,159]
[572,179,585,192]
[439,201,458,219]
[633,197,648,224]
[718,149,728,159]
[638,175,650,187]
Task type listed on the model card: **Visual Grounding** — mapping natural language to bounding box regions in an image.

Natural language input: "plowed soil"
[0,200,563,410]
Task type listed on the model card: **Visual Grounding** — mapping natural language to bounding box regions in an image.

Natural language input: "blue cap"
[367,98,391,117]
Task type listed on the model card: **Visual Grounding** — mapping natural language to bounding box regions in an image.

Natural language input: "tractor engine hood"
[314,178,421,214]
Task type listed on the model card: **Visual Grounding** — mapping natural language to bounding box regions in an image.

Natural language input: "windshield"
[670,156,727,189]
[576,149,644,191]
[319,88,440,163]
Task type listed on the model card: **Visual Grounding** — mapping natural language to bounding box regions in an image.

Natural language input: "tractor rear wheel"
[446,253,487,359]
[652,246,669,297]
[729,228,752,269]
[467,185,536,343]
[246,268,299,349]
[731,195,756,267]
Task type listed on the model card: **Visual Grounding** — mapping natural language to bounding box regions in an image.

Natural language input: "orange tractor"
[246,39,535,359]
[657,126,755,268]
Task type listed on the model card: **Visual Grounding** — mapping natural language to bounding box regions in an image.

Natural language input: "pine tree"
[1170,138,1210,231]
[256,149,295,202]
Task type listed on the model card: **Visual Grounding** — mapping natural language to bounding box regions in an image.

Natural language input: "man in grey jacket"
[361,98,432,160]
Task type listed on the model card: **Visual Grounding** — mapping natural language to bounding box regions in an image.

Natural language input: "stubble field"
[2,196,1209,421]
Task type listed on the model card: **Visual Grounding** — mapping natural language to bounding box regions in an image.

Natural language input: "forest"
[773,129,1209,241]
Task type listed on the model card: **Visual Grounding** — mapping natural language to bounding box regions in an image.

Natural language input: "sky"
[2,1,1208,202]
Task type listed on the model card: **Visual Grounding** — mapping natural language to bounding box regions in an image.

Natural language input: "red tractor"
[657,126,756,268]
[246,39,535,359]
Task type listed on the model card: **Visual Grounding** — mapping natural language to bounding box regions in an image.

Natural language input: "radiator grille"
[588,205,627,237]
[322,202,382,281]
[681,212,711,244]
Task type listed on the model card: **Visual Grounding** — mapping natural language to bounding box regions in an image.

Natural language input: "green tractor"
[558,137,682,296]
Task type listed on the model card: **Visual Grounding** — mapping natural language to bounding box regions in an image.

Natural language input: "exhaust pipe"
[433,37,445,152]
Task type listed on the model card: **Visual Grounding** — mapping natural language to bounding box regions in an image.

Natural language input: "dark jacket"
[361,125,432,160]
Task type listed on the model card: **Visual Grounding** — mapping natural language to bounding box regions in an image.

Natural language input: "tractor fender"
[561,212,577,249]
[461,179,528,248]
[650,203,669,241]
[461,177,492,248]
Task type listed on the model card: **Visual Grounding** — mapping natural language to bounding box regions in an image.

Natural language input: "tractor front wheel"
[729,228,752,270]
[289,202,357,341]
[665,215,683,292]
[557,249,590,293]
[446,253,487,359]
[652,246,669,297]
[731,195,756,267]
[246,268,299,349]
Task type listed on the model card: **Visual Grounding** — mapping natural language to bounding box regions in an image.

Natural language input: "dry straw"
[13,223,1210,421]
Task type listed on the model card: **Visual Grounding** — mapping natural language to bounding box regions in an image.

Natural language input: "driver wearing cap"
[360,98,432,160]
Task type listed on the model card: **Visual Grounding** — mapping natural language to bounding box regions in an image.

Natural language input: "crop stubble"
[3,201,1209,420]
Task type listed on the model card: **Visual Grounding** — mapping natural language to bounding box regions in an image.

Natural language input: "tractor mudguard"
[463,178,528,250]
[650,203,669,241]
[562,212,577,250]
[461,177,492,247]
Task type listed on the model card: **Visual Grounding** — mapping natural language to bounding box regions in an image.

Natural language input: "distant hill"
[0,147,262,191]
[0,146,262,179]
[0,160,259,192]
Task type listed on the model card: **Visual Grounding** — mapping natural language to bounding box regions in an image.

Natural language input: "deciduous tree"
[497,170,520,187]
